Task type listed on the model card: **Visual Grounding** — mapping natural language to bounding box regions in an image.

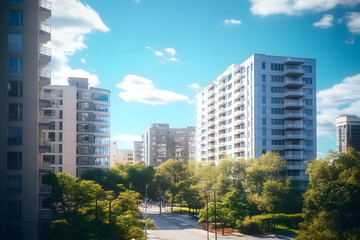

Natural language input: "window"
[304,140,313,146]
[78,112,89,121]
[77,146,89,155]
[78,102,90,110]
[227,119,232,124]
[262,128,266,136]
[262,139,266,146]
[227,127,232,133]
[226,74,232,81]
[8,81,23,97]
[95,125,109,133]
[271,63,283,71]
[304,119,313,126]
[303,99,312,105]
[8,10,23,27]
[95,147,109,155]
[226,83,232,90]
[262,74,266,82]
[226,110,232,116]
[7,127,22,145]
[95,136,109,144]
[271,119,284,125]
[272,140,284,145]
[8,57,23,74]
[227,93,232,99]
[79,135,89,143]
[262,106,266,114]
[7,175,22,194]
[304,109,313,116]
[7,152,22,170]
[262,96,266,104]
[8,33,22,51]
[271,129,284,135]
[95,115,109,123]
[95,104,108,112]
[304,130,313,136]
[304,88,313,95]
[227,101,232,107]
[8,201,21,219]
[227,136,232,141]
[9,0,23,2]
[271,97,283,104]
[8,103,22,121]
[303,65,312,73]
[79,124,90,132]
[93,94,109,102]
[95,158,109,165]
[271,108,284,114]
[271,87,283,93]
[303,77,312,84]
[262,85,266,93]
[271,75,284,82]
[262,118,266,125]
[262,62,266,69]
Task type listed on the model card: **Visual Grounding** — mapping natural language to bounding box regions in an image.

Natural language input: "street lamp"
[205,188,217,240]
[144,184,149,239]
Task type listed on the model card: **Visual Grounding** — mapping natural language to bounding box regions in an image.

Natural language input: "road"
[143,205,294,240]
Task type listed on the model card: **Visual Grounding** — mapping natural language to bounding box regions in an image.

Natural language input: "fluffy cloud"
[111,135,141,148]
[250,0,360,16]
[81,58,86,63]
[48,0,109,86]
[347,12,360,34]
[117,75,190,105]
[317,73,360,138]
[224,19,242,25]
[313,14,334,28]
[188,83,202,91]
[146,46,179,63]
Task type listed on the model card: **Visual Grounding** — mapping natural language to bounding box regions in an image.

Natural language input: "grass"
[273,224,299,236]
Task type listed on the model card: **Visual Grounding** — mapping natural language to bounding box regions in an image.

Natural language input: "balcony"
[284,100,305,109]
[284,77,305,88]
[40,22,51,43]
[40,46,51,57]
[38,208,52,220]
[234,119,244,126]
[208,121,215,127]
[218,134,226,139]
[218,82,225,88]
[218,108,226,114]
[40,0,52,10]
[39,68,51,87]
[286,163,307,170]
[284,67,305,77]
[234,129,244,135]
[235,90,245,97]
[218,150,227,155]
[284,90,304,98]
[284,155,303,160]
[218,125,226,130]
[39,184,52,197]
[207,113,215,119]
[284,123,304,129]
[208,137,215,142]
[208,90,215,97]
[234,138,243,143]
[284,112,305,119]
[208,129,215,134]
[218,116,226,122]
[284,133,304,139]
[218,91,226,98]
[218,99,226,106]
[234,147,242,152]
[208,144,215,149]
[208,98,215,105]
[39,161,52,173]
[207,106,215,113]
[285,145,304,150]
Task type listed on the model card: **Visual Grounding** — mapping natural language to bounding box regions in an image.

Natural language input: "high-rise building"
[336,114,360,152]
[41,77,111,177]
[140,124,196,166]
[196,54,316,182]
[133,141,143,163]
[0,0,52,239]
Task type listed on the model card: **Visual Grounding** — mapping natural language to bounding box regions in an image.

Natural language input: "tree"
[297,149,360,240]
[155,159,191,210]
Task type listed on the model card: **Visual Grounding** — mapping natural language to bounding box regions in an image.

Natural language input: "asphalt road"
[143,205,293,240]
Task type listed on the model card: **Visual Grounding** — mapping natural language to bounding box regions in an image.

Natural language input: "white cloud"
[49,0,109,86]
[347,12,360,34]
[224,19,242,25]
[81,58,86,63]
[345,39,355,44]
[117,75,190,105]
[313,14,334,28]
[164,48,177,56]
[111,135,141,148]
[188,83,202,91]
[250,0,360,16]
[146,46,179,63]
[317,73,360,138]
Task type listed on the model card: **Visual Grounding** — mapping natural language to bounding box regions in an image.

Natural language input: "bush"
[239,214,303,234]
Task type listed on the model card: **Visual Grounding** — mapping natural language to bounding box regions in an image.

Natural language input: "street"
[143,205,294,240]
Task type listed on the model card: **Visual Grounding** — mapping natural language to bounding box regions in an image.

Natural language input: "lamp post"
[205,188,217,240]
[144,184,149,239]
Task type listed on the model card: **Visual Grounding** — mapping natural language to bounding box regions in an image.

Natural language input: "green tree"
[297,149,360,240]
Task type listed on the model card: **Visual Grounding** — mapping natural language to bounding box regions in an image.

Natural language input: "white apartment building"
[40,77,111,177]
[133,141,143,163]
[140,124,196,166]
[196,54,316,181]
[336,114,360,153]
[110,140,134,165]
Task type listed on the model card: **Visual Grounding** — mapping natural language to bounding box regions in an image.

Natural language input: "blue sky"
[49,0,360,155]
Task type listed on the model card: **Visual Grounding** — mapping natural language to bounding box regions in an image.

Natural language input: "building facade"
[133,141,143,163]
[0,0,52,239]
[41,77,111,177]
[196,54,316,181]
[140,124,196,166]
[336,114,360,152]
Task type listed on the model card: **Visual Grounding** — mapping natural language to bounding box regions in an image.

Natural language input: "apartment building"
[0,0,52,239]
[133,141,143,163]
[110,140,134,165]
[140,124,196,166]
[336,114,360,152]
[196,54,316,182]
[40,77,111,177]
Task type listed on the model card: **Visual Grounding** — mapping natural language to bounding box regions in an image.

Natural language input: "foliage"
[297,148,360,240]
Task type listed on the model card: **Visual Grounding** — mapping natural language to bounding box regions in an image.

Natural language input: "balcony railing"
[284,123,304,129]
[38,208,52,219]
[284,133,304,139]
[284,90,304,98]
[284,112,305,119]
[284,100,305,109]
[284,155,303,160]
[39,0,52,10]
[285,144,304,150]
[284,67,305,77]
[40,46,51,57]
[284,77,304,87]
[39,184,52,195]
[40,68,51,79]
[40,22,51,33]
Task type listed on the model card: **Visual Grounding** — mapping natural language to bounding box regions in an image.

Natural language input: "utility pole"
[144,184,149,239]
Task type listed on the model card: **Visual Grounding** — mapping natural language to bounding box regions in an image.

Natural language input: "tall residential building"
[336,114,360,152]
[41,77,111,177]
[133,141,143,163]
[117,149,134,164]
[110,140,118,166]
[0,0,52,239]
[196,54,316,182]
[140,124,196,166]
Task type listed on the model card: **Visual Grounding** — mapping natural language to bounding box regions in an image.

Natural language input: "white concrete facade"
[336,114,360,153]
[196,54,316,181]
